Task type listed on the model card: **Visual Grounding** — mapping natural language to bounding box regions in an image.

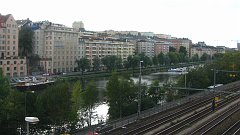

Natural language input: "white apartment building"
[0,14,27,77]
[33,21,84,73]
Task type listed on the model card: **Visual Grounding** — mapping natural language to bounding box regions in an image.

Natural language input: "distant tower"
[237,43,240,51]
[72,21,85,32]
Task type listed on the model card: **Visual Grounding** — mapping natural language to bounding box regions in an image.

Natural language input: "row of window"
[0,34,16,39]
[5,66,24,71]
[0,40,17,45]
[1,28,16,34]
[0,60,24,65]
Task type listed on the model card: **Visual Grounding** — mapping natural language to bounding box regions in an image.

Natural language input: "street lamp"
[138,61,143,118]
[25,117,39,135]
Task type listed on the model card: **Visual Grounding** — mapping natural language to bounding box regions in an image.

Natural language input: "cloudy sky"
[2,0,240,47]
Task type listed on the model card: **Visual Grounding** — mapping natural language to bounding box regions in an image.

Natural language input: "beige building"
[80,36,134,66]
[33,21,84,73]
[190,45,217,58]
[0,14,27,77]
[136,40,155,58]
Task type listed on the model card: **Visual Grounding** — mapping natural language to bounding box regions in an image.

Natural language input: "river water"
[91,71,186,125]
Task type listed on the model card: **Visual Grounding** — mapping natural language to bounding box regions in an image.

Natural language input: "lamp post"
[25,90,35,116]
[138,61,143,118]
[25,117,39,135]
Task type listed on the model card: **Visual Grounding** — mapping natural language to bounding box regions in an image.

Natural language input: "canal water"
[91,71,185,125]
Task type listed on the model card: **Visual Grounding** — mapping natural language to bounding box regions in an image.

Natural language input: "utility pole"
[138,61,143,118]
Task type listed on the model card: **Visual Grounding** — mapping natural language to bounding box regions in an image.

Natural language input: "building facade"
[136,40,155,58]
[32,21,83,73]
[169,38,192,57]
[154,41,170,55]
[80,36,134,66]
[0,14,27,77]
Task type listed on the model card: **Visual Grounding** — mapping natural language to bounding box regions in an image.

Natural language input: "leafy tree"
[0,70,25,134]
[81,81,98,126]
[147,80,162,105]
[158,53,165,65]
[142,55,152,67]
[168,52,179,64]
[152,55,158,66]
[169,46,176,52]
[179,46,187,56]
[29,54,41,73]
[192,54,199,62]
[101,55,119,71]
[212,53,224,60]
[76,57,90,74]
[19,26,34,57]
[71,81,83,125]
[200,53,210,61]
[164,54,171,65]
[35,82,72,125]
[106,71,137,119]
[92,56,101,71]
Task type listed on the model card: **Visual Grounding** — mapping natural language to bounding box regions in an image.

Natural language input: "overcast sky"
[1,0,240,48]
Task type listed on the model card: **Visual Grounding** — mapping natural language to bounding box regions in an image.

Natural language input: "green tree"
[152,55,158,66]
[102,55,119,71]
[158,53,165,65]
[35,82,72,125]
[168,52,179,64]
[106,71,137,119]
[19,26,34,57]
[169,46,176,52]
[71,81,83,125]
[147,80,162,105]
[179,46,187,56]
[0,70,25,134]
[76,57,90,74]
[81,81,98,126]
[92,56,101,71]
[200,53,210,61]
[192,54,199,62]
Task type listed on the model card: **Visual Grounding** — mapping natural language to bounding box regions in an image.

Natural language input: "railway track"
[100,81,240,135]
[189,99,240,135]
[155,94,240,135]
[222,119,240,135]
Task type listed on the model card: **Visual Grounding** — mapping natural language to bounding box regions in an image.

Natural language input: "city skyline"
[1,0,239,48]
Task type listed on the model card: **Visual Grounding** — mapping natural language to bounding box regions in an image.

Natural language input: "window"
[7,67,10,71]
[20,66,23,70]
[14,61,16,64]
[14,67,16,70]
[21,61,23,64]
[7,61,10,64]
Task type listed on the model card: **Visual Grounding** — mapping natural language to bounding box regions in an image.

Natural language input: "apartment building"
[169,38,192,57]
[0,14,27,77]
[190,44,217,58]
[79,36,134,66]
[136,40,155,58]
[32,21,84,73]
[154,41,170,55]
